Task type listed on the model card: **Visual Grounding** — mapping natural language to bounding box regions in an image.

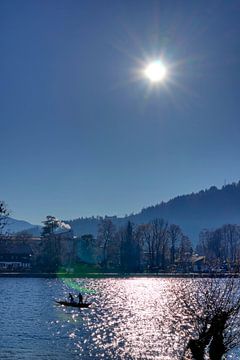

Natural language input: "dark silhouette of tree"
[41,215,59,237]
[128,221,190,272]
[0,201,9,234]
[36,215,61,272]
[197,224,240,271]
[149,219,169,270]
[178,235,192,272]
[97,218,117,269]
[135,224,150,270]
[170,278,240,360]
[143,223,155,270]
[120,221,140,272]
[168,224,182,266]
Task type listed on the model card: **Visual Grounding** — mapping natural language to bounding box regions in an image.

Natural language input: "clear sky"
[1,0,240,224]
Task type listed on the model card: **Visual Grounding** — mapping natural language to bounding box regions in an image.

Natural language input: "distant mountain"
[67,182,240,243]
[4,217,41,236]
[5,182,240,243]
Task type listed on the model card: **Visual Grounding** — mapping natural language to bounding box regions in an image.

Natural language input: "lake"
[0,277,238,359]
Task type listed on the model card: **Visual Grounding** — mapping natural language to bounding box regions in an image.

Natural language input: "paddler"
[78,292,83,304]
[68,293,74,303]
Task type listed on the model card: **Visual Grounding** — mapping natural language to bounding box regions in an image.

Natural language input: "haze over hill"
[4,217,40,235]
[67,181,240,243]
[7,182,240,243]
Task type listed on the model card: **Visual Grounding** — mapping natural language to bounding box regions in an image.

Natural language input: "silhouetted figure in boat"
[68,293,74,303]
[78,292,83,304]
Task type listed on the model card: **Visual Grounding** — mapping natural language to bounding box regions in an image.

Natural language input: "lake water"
[0,277,238,359]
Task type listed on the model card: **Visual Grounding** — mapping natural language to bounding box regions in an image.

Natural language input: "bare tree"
[197,225,240,271]
[168,224,182,266]
[97,218,117,268]
[0,201,9,235]
[222,224,240,265]
[134,221,188,271]
[151,218,169,269]
[135,224,151,269]
[178,235,192,272]
[170,277,240,360]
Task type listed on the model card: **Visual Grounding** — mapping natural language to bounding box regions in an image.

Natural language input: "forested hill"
[67,181,240,243]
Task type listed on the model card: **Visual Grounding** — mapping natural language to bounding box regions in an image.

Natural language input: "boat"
[55,300,91,308]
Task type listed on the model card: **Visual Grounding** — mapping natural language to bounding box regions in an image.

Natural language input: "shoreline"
[0,272,239,278]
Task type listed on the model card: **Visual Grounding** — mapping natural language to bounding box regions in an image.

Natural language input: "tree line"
[2,204,240,358]
[2,202,240,275]
[196,224,240,271]
[86,218,193,272]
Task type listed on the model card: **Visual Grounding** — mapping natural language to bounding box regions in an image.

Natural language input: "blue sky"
[1,0,240,224]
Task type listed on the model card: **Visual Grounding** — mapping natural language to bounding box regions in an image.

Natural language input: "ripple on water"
[0,277,239,359]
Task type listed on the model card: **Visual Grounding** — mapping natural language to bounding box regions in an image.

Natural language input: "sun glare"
[144,60,167,83]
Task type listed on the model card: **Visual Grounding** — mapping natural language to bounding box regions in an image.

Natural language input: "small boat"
[55,300,91,308]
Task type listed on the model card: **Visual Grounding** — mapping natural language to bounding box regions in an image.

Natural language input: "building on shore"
[0,241,33,270]
[0,230,75,271]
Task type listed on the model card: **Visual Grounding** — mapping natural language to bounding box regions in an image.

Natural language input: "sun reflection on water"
[51,277,240,359]
[52,277,184,359]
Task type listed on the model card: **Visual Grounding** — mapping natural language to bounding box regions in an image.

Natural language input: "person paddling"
[68,293,74,303]
[78,292,83,304]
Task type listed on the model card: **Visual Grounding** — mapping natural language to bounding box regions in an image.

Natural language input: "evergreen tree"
[41,215,59,237]
[120,222,140,272]
[36,215,61,272]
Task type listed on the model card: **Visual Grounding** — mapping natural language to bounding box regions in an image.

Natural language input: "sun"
[144,60,167,83]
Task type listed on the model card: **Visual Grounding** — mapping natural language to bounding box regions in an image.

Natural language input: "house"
[0,231,75,270]
[191,255,206,272]
[0,241,33,270]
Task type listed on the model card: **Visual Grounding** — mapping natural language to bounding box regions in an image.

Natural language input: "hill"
[4,217,41,235]
[67,182,240,243]
[6,182,240,243]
